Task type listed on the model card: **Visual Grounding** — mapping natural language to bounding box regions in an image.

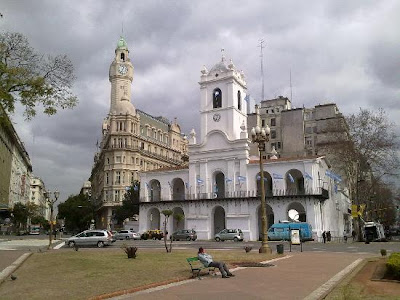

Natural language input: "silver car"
[214,229,244,242]
[67,230,113,248]
[114,230,141,240]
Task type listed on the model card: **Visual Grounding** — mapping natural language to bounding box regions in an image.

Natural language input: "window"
[271,118,276,126]
[261,119,265,127]
[277,142,281,149]
[213,88,222,108]
[116,156,121,163]
[237,90,241,110]
[271,109,274,113]
[305,127,312,134]
[106,173,109,185]
[114,190,120,202]
[131,172,134,184]
[271,142,276,149]
[107,158,110,164]
[116,171,121,184]
[271,130,276,139]
[121,53,125,61]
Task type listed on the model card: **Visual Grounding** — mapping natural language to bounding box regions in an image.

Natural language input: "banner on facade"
[351,205,358,217]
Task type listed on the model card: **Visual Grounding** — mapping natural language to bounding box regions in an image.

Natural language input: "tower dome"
[116,36,128,50]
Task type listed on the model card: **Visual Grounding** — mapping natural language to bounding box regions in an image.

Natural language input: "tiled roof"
[143,165,189,173]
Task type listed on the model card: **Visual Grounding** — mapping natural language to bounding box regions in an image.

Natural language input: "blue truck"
[267,222,313,241]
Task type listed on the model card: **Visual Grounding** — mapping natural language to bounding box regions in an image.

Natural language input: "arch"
[172,207,185,232]
[149,179,161,201]
[285,169,305,195]
[214,171,225,198]
[171,178,185,200]
[212,206,226,236]
[148,208,161,230]
[256,171,273,197]
[287,202,306,222]
[257,204,274,241]
[213,88,222,108]
[237,90,241,110]
[120,52,125,61]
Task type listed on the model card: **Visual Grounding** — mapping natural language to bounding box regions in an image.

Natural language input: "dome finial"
[221,48,225,62]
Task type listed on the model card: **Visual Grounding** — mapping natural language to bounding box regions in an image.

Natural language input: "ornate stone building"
[139,54,352,241]
[90,37,188,229]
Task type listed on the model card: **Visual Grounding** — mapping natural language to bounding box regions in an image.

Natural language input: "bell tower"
[199,52,247,141]
[109,36,135,115]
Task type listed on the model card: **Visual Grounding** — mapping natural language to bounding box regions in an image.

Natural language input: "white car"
[114,230,141,240]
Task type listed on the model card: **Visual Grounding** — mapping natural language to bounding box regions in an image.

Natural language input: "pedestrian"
[327,231,331,242]
[352,230,356,241]
[197,247,235,278]
[343,231,348,243]
[322,231,326,243]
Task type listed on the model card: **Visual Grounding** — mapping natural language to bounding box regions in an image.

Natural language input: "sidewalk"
[111,251,371,300]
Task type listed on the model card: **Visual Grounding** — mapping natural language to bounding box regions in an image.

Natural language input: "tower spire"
[258,39,265,102]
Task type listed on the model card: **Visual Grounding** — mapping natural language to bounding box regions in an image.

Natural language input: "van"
[267,222,313,241]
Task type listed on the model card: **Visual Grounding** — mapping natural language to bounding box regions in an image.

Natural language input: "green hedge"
[386,252,400,279]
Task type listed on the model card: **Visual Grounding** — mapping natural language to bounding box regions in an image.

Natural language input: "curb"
[0,252,32,285]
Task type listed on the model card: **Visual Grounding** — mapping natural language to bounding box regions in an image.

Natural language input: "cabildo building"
[138,53,351,241]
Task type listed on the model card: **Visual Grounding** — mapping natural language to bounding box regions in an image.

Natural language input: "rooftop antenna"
[290,69,293,102]
[258,39,265,102]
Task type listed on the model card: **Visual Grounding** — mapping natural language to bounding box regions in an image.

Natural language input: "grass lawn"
[0,248,276,300]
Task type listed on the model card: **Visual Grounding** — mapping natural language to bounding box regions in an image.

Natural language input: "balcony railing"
[139,187,328,202]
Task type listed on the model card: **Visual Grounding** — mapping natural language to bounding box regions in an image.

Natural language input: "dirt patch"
[352,258,400,297]
[233,262,274,267]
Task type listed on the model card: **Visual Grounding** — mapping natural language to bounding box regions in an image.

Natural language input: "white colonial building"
[139,54,352,241]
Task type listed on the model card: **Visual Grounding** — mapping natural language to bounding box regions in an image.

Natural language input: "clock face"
[118,65,128,75]
[213,113,221,122]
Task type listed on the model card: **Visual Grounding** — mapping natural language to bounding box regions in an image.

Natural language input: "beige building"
[0,107,32,216]
[248,96,346,159]
[90,37,188,229]
[29,176,48,220]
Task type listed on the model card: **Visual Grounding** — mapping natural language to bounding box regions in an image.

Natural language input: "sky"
[1,0,399,204]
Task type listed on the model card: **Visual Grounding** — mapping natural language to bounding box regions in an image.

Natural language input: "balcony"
[140,188,329,202]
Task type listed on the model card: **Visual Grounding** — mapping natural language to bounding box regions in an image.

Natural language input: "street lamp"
[44,189,59,249]
[251,125,272,254]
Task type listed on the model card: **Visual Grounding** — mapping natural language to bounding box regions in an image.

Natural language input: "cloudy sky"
[2,0,399,203]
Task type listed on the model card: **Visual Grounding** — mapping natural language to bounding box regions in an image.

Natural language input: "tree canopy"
[57,193,93,233]
[114,181,140,225]
[0,32,78,119]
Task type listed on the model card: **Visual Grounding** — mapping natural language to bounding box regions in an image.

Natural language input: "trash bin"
[277,244,284,254]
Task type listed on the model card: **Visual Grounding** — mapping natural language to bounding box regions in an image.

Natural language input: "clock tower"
[109,36,135,115]
[199,53,248,142]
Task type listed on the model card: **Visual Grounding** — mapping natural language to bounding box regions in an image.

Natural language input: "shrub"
[386,252,400,279]
[244,246,252,253]
[380,249,387,257]
[121,243,138,259]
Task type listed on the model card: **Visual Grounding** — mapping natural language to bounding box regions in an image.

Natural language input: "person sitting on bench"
[197,247,235,278]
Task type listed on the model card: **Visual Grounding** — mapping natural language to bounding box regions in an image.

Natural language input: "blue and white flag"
[334,184,338,194]
[225,178,233,183]
[304,172,313,180]
[288,173,295,183]
[237,175,246,182]
[196,178,204,185]
[325,170,342,183]
[256,174,261,180]
[185,182,189,189]
[133,185,139,191]
[273,173,283,180]
[145,182,150,189]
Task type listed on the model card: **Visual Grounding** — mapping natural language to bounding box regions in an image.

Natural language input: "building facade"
[139,55,352,241]
[90,37,188,229]
[0,108,32,215]
[247,97,346,159]
[29,176,49,220]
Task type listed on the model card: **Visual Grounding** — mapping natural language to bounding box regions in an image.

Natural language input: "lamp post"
[44,189,59,249]
[251,125,272,254]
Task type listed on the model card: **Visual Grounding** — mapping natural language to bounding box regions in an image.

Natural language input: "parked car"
[141,230,164,240]
[214,229,243,242]
[114,230,140,240]
[171,229,197,241]
[66,230,114,248]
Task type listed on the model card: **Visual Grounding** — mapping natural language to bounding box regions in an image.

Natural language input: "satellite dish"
[288,209,299,222]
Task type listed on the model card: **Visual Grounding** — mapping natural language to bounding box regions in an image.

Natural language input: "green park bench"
[186,257,216,278]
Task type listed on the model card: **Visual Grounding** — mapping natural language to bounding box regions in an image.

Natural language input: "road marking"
[53,242,65,250]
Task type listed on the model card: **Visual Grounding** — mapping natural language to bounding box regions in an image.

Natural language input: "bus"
[363,222,386,242]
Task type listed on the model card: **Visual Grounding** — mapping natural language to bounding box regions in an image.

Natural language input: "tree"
[162,209,173,253]
[11,202,28,231]
[57,194,93,233]
[114,181,140,225]
[0,32,78,120]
